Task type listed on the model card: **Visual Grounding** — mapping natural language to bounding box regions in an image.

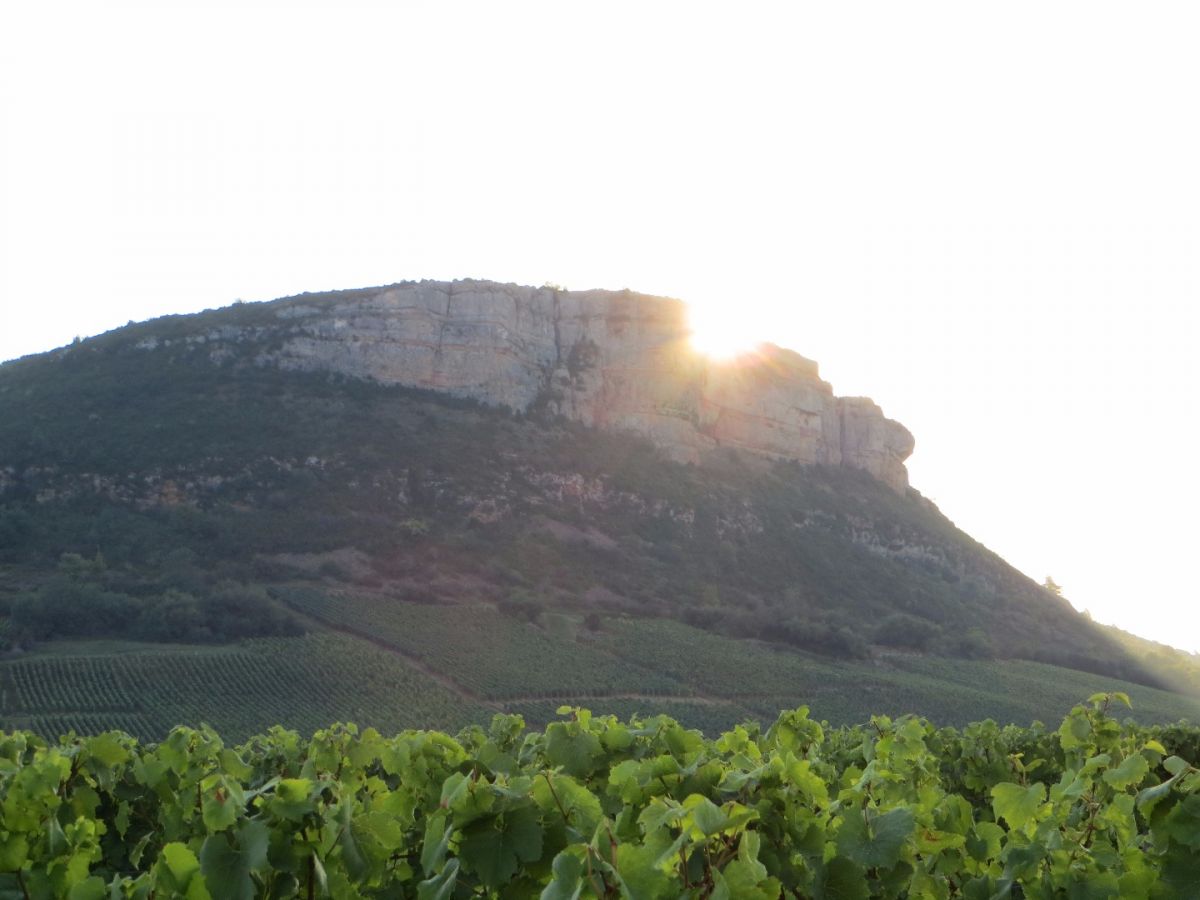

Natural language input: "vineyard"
[3,593,1200,746]
[0,694,1197,897]
[276,589,690,700]
[590,618,1200,727]
[0,634,489,742]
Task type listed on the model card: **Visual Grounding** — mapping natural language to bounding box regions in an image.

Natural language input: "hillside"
[0,280,1196,738]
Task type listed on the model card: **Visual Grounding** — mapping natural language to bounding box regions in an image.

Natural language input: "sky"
[2,1,1198,652]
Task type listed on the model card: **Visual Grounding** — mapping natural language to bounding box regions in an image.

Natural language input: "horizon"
[2,1,1198,655]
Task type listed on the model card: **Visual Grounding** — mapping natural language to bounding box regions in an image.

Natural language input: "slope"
[0,286,1195,729]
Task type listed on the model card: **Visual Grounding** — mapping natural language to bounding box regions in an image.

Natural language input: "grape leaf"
[198,821,269,900]
[836,806,914,868]
[540,850,585,900]
[458,805,544,888]
[991,782,1046,830]
[417,858,459,900]
[1102,754,1149,791]
[814,857,869,900]
[545,724,603,778]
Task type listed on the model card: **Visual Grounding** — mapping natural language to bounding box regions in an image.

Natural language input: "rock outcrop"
[261,280,914,491]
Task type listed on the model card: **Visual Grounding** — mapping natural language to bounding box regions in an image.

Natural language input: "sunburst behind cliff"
[687,300,762,360]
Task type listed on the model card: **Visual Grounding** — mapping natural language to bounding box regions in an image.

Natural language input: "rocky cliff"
[234,280,913,490]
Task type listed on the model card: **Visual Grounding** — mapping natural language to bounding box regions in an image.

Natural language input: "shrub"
[874,613,940,651]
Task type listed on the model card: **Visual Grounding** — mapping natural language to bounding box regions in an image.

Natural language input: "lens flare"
[687,302,762,360]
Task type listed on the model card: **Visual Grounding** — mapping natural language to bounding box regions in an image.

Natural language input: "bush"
[200,582,304,640]
[874,613,940,651]
[498,591,542,623]
[952,627,994,659]
[134,589,210,642]
[11,577,141,640]
[768,616,862,658]
[10,578,302,644]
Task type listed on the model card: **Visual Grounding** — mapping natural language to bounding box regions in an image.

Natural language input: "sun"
[687,302,762,360]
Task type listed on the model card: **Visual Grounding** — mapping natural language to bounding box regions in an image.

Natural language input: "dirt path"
[495,692,736,707]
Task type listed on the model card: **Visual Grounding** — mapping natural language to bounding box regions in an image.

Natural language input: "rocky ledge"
[254,280,914,491]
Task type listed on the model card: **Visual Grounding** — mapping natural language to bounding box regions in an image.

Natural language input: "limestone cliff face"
[263,280,915,491]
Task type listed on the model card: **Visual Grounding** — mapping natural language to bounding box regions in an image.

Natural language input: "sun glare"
[687,303,762,360]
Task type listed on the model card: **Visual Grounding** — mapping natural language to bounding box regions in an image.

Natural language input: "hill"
[0,280,1196,738]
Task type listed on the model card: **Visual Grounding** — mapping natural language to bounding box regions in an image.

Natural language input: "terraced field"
[2,590,1197,742]
[593,618,1200,727]
[277,588,690,700]
[0,633,490,742]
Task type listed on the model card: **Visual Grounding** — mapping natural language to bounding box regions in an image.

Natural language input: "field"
[0,632,490,742]
[276,588,689,700]
[1,589,1197,743]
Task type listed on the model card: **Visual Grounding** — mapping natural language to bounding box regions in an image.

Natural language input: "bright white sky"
[2,2,1198,652]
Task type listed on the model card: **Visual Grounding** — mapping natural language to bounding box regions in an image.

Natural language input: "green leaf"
[67,877,107,900]
[198,821,269,900]
[715,857,780,900]
[1102,753,1149,791]
[835,806,914,868]
[1136,770,1184,814]
[1164,755,1189,776]
[417,858,459,900]
[540,849,585,900]
[0,833,29,871]
[161,842,202,885]
[613,841,676,900]
[1161,843,1200,896]
[533,773,603,838]
[200,775,245,833]
[338,807,370,882]
[814,856,869,900]
[421,810,453,875]
[85,733,130,769]
[457,805,544,888]
[544,723,603,778]
[267,778,314,822]
[684,795,728,837]
[786,758,830,807]
[990,782,1047,830]
[963,875,1013,900]
[1058,710,1093,751]
[1162,794,1200,850]
[354,810,405,853]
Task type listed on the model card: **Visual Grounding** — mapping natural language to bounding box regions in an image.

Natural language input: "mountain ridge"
[127,279,916,492]
[0,280,1197,739]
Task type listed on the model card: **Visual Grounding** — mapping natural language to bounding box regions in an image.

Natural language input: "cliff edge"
[224,280,913,491]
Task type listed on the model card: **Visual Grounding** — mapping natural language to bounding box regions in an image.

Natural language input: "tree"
[1042,576,1064,597]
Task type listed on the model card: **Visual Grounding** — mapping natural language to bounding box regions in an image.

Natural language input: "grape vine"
[0,692,1196,898]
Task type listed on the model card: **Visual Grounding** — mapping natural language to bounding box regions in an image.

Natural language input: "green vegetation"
[6,556,301,644]
[0,634,490,743]
[1,695,1198,897]
[6,589,1196,749]
[1,299,1188,692]
[276,589,688,701]
[2,290,1200,750]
